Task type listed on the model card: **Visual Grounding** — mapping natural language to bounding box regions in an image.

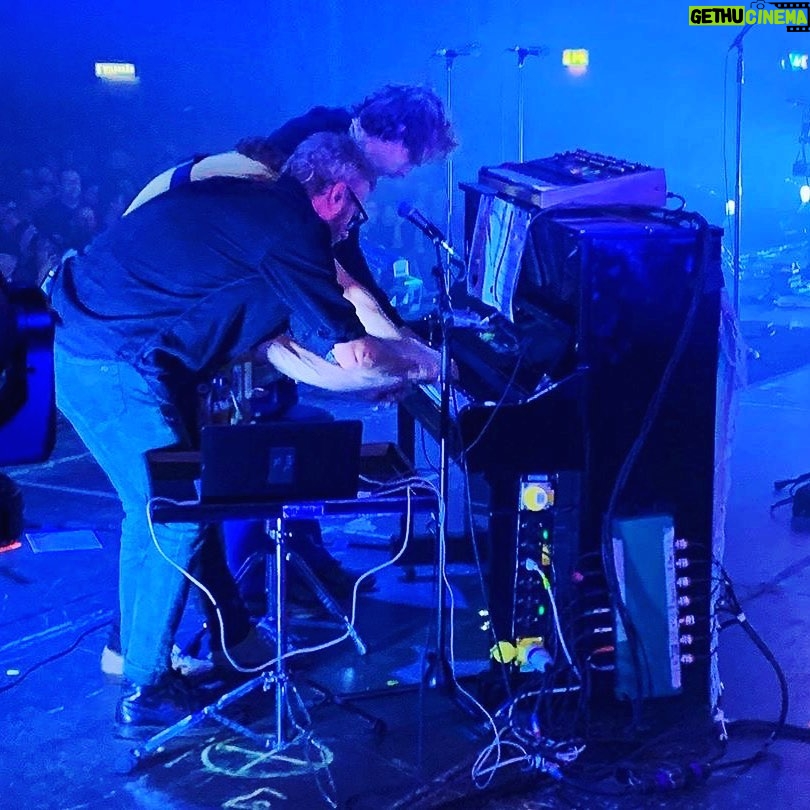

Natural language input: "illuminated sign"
[562,48,589,76]
[94,62,138,83]
[562,49,589,67]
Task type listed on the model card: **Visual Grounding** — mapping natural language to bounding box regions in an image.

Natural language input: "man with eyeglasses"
[126,84,455,347]
[95,85,452,682]
[51,133,432,734]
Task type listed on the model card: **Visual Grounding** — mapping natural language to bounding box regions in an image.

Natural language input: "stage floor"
[1,311,809,809]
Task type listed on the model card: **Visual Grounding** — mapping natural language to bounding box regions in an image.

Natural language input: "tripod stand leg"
[130,671,270,763]
[286,550,367,655]
[303,677,386,737]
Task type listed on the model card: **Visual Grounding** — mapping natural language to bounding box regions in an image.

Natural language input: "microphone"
[397,202,464,268]
[506,44,549,59]
[397,202,443,241]
[433,42,481,58]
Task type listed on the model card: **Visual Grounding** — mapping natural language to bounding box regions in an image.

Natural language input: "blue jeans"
[54,345,202,686]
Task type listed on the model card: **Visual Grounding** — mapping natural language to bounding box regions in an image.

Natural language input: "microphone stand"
[423,239,457,693]
[730,24,754,313]
[399,199,474,707]
[518,53,526,164]
[514,48,533,164]
[508,46,548,163]
[442,51,456,246]
[434,44,475,246]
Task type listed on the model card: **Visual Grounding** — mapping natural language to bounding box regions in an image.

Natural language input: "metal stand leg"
[187,533,368,660]
[286,549,366,655]
[271,515,289,749]
[131,516,310,763]
[303,678,387,737]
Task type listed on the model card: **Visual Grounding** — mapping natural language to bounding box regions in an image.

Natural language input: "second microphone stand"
[423,240,458,693]
[728,23,754,313]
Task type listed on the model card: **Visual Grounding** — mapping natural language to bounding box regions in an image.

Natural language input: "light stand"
[730,23,754,313]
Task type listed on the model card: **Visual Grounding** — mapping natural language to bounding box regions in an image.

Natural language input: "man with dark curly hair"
[126,84,456,336]
[237,84,456,178]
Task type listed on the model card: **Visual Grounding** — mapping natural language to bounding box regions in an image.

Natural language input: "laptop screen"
[199,420,363,504]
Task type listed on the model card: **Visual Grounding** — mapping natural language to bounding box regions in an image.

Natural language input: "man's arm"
[335,260,402,339]
[244,107,352,172]
[261,334,406,394]
[335,260,442,379]
[124,153,273,215]
[261,331,440,396]
[334,230,406,328]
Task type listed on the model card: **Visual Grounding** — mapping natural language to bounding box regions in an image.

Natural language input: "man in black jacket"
[127,84,456,337]
[52,133,433,734]
[112,85,453,626]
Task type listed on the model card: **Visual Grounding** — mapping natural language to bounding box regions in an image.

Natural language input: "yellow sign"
[562,48,589,67]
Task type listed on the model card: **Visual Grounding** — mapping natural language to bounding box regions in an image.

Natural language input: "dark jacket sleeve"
[262,107,353,172]
[258,205,366,356]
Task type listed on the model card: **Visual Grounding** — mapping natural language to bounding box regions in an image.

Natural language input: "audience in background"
[0,155,139,288]
[0,198,58,287]
[0,110,445,298]
[35,168,97,253]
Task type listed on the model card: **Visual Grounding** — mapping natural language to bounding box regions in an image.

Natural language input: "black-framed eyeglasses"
[346,187,369,231]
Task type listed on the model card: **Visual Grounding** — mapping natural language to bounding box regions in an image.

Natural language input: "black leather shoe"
[115,671,206,738]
